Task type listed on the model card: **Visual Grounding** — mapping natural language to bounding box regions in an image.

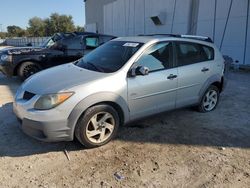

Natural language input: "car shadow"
[118,106,250,149]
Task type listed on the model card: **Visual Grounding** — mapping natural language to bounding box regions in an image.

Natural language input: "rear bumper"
[222,77,227,92]
[221,73,228,92]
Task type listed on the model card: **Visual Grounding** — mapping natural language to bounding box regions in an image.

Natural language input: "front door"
[127,41,178,120]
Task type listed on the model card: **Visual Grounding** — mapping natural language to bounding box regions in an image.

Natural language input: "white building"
[85,0,250,66]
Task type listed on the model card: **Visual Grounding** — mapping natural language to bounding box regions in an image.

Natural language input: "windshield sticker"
[123,43,139,47]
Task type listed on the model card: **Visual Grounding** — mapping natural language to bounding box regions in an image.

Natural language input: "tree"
[7,25,26,37]
[75,26,85,32]
[0,32,8,39]
[45,13,75,36]
[27,17,46,37]
[6,13,84,37]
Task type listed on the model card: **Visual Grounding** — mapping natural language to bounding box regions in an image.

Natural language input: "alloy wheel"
[85,112,115,144]
[203,90,218,111]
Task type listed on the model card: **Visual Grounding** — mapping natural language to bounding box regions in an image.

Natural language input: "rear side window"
[66,36,82,50]
[85,37,99,49]
[176,42,214,66]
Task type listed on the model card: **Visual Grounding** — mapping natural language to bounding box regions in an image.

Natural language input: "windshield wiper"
[86,62,104,72]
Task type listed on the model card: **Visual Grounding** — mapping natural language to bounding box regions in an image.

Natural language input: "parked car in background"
[0,32,115,80]
[14,34,226,148]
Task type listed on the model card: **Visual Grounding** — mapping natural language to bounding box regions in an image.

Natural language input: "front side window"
[76,41,143,73]
[176,42,214,66]
[135,42,173,72]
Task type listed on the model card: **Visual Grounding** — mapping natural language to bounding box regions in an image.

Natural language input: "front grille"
[23,91,36,100]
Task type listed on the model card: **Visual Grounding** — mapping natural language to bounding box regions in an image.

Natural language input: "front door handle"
[167,74,177,80]
[201,67,209,72]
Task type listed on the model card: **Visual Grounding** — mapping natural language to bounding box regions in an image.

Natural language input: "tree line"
[0,13,84,38]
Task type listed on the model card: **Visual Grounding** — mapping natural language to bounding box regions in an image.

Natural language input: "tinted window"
[176,42,214,66]
[76,41,143,73]
[202,45,214,60]
[66,36,82,50]
[85,37,99,49]
[136,42,173,72]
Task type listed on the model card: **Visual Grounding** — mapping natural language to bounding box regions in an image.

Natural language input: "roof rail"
[138,34,213,43]
[138,34,181,37]
[180,35,213,43]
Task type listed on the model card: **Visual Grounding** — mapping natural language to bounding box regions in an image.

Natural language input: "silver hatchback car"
[14,34,226,148]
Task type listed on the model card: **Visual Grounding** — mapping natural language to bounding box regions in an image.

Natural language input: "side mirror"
[130,66,149,77]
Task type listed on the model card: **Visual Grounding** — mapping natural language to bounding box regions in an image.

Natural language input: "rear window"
[176,42,214,66]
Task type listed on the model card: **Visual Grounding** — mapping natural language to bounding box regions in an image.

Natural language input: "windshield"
[76,41,143,73]
[41,34,62,48]
[41,38,55,48]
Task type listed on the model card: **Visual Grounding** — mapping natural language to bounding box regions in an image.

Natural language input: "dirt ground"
[0,71,249,188]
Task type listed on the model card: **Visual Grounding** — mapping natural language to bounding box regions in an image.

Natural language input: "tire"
[75,104,120,148]
[17,61,42,80]
[198,85,220,113]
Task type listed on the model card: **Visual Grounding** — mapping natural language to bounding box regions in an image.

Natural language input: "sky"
[0,0,85,32]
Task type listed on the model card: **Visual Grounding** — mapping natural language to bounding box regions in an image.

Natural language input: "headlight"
[0,54,11,62]
[34,92,74,110]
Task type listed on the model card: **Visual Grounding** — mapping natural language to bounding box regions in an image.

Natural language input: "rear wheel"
[198,85,220,113]
[75,104,120,148]
[17,61,42,80]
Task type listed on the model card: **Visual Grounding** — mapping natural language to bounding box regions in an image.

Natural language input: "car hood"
[1,47,45,55]
[0,46,13,51]
[22,63,108,95]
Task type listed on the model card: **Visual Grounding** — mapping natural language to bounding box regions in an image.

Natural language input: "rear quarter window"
[202,45,214,60]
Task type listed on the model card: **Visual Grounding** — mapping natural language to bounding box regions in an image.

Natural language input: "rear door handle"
[167,74,177,80]
[201,67,209,72]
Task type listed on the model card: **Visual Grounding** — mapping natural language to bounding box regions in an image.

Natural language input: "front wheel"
[17,61,42,80]
[198,85,220,113]
[75,104,120,148]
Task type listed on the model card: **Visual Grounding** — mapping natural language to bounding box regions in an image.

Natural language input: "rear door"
[127,41,178,120]
[174,41,215,107]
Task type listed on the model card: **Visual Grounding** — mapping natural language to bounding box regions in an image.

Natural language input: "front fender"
[67,92,130,139]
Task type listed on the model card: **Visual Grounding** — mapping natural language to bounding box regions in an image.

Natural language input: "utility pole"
[0,24,2,33]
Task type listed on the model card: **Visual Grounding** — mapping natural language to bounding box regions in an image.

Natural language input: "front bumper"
[19,118,72,142]
[13,101,74,142]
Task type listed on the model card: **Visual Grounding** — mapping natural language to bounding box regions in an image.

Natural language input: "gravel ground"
[0,71,249,188]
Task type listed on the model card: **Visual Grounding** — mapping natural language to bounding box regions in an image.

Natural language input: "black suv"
[0,32,115,80]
